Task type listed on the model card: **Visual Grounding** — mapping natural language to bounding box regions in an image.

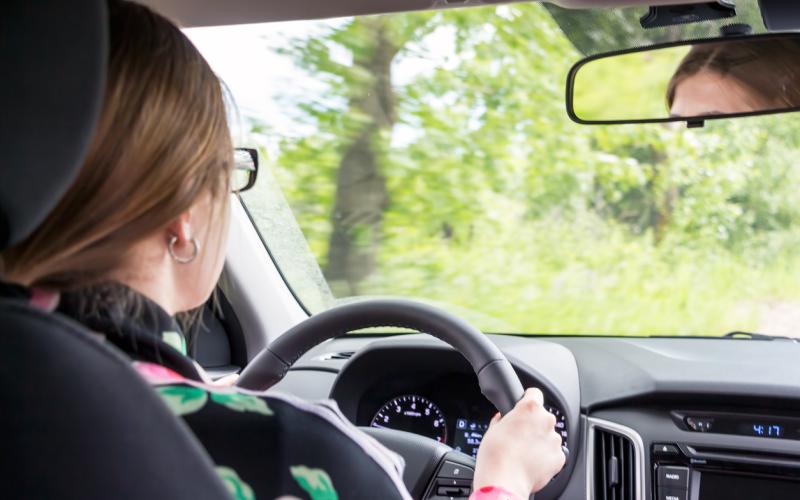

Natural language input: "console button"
[436,485,470,497]
[652,443,680,456]
[658,466,689,489]
[436,478,471,488]
[686,416,713,432]
[658,487,688,500]
[438,461,474,480]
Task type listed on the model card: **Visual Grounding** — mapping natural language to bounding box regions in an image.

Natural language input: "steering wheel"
[237,299,533,499]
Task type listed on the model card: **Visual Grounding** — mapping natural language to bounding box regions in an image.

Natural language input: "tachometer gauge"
[371,395,448,443]
[545,404,569,451]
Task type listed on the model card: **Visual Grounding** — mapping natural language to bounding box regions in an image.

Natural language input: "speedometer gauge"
[371,395,448,443]
[545,404,569,451]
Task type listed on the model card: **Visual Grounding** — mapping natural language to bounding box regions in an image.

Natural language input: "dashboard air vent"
[317,351,355,361]
[594,426,637,500]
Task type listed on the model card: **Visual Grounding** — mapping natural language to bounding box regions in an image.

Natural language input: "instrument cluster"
[361,372,569,458]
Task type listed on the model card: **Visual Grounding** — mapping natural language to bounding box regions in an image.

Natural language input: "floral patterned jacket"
[48,283,411,500]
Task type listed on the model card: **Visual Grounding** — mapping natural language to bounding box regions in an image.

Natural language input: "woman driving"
[0,1,564,499]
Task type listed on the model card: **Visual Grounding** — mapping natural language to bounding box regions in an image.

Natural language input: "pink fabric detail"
[29,288,59,311]
[134,361,231,391]
[133,361,186,384]
[469,486,524,500]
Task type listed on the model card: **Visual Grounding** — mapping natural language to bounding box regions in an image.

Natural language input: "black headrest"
[0,0,107,249]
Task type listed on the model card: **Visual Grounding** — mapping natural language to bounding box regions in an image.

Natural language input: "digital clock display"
[743,423,783,438]
[682,412,800,441]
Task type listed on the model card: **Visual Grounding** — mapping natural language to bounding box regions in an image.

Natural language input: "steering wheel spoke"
[361,426,477,500]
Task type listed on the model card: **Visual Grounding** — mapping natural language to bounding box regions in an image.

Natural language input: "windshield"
[187,1,800,336]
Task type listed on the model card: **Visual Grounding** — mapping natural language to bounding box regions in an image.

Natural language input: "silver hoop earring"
[168,236,200,264]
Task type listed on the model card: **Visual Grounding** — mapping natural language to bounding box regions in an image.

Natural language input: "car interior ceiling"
[7,1,800,500]
[138,0,705,27]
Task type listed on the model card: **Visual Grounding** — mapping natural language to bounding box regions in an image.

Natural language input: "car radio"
[652,412,800,500]
[652,443,800,500]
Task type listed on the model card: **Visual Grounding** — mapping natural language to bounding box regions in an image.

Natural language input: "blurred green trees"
[245,3,800,335]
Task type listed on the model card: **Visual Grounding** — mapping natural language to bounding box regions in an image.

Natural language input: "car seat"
[0,2,231,498]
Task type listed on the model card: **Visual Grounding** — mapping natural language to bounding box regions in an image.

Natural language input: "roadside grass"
[365,217,800,336]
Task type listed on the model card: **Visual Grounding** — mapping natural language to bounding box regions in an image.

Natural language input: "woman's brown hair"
[667,38,800,111]
[1,0,233,289]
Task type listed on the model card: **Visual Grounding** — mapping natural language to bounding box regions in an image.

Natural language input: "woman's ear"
[167,211,193,244]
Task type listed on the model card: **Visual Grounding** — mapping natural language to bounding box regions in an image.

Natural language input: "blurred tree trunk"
[325,18,398,295]
[650,149,675,244]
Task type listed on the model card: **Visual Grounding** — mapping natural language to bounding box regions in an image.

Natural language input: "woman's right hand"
[472,388,566,499]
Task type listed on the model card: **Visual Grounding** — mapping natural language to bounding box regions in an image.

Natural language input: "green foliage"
[240,3,800,335]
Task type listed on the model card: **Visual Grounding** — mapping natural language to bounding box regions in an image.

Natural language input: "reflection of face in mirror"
[670,70,769,116]
[667,39,800,118]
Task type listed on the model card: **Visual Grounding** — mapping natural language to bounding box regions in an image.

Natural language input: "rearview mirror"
[566,34,800,127]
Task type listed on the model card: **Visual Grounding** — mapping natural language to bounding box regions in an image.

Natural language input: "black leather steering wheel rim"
[237,299,525,415]
[236,299,554,499]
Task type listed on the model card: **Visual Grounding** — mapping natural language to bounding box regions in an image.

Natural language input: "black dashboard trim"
[286,366,340,374]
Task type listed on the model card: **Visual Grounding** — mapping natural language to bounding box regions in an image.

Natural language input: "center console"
[651,410,800,500]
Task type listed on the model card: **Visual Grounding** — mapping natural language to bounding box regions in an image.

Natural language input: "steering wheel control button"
[438,461,474,480]
[436,478,471,488]
[658,487,688,500]
[653,443,680,456]
[436,485,470,497]
[430,478,471,499]
[658,466,689,489]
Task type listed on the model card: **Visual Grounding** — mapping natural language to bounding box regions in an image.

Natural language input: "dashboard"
[269,334,800,500]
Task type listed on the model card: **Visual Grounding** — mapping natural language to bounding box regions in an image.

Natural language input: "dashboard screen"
[700,472,800,499]
[452,418,490,458]
[449,405,568,458]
